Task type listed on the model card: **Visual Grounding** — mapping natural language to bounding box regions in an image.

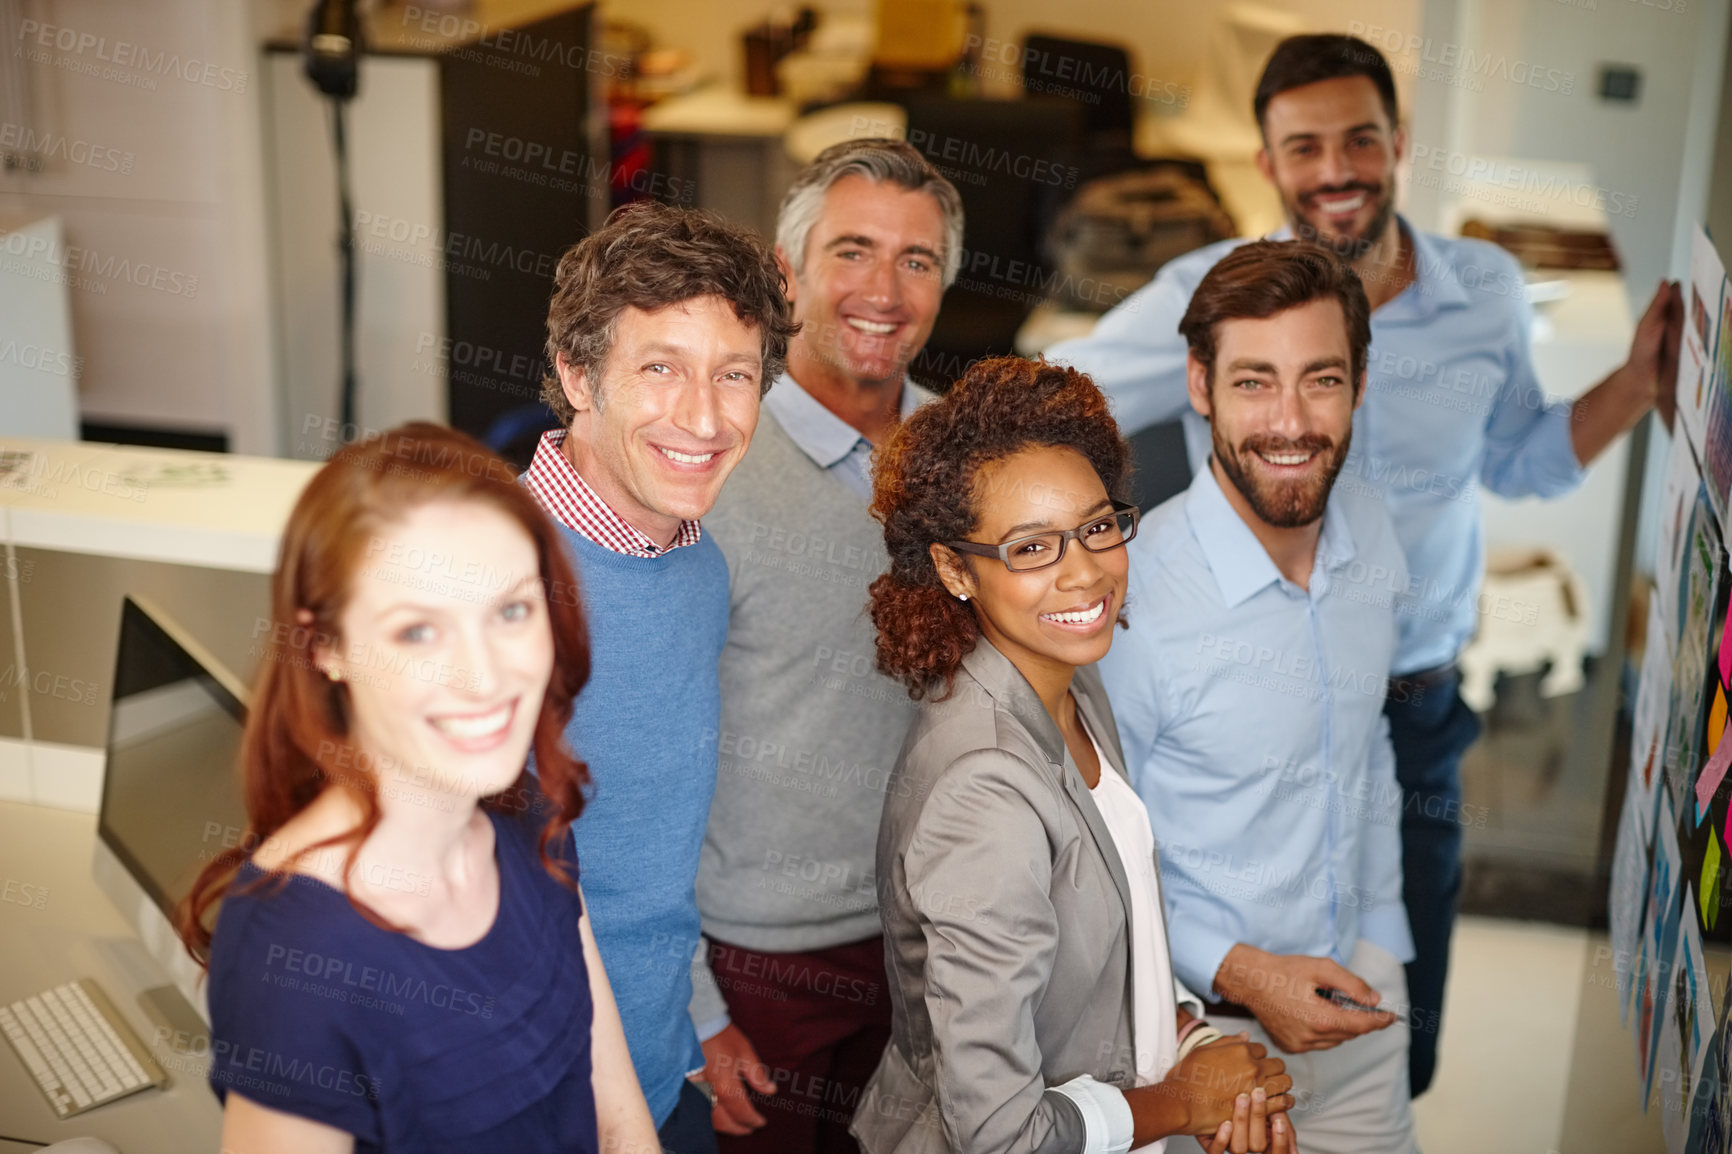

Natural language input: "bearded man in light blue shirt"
[1053,33,1682,1098]
[1098,239,1416,1153]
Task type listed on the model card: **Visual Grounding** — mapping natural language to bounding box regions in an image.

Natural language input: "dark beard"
[1212,426,1353,529]
[1285,183,1396,265]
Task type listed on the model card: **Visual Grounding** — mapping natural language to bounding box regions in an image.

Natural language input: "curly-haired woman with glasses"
[850,357,1297,1154]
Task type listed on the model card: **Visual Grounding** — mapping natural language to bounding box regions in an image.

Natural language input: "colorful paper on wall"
[1689,1047,1729,1154]
[1659,900,1689,1153]
[1660,897,1712,1154]
[1696,691,1732,823]
[1667,494,1721,807]
[1703,834,1723,931]
[1661,431,1707,652]
[1720,586,1732,688]
[1713,685,1730,752]
[1615,771,1656,1027]
[1694,567,1732,827]
[1679,223,1725,464]
[1709,283,1732,525]
[1636,598,1677,830]
[1611,226,1732,1141]
[1640,788,1685,1111]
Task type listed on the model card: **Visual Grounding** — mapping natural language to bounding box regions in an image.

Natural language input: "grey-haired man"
[692,138,963,1153]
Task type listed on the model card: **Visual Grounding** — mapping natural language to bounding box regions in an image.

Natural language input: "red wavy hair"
[174,423,591,964]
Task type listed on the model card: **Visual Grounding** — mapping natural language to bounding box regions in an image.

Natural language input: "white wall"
[0,0,278,453]
[263,54,446,460]
[1417,0,1706,293]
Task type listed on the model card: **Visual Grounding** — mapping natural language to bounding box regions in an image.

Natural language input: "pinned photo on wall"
[1659,899,1691,1153]
[1615,767,1657,1026]
[1694,584,1732,825]
[1716,287,1732,524]
[1659,897,1714,1154]
[1666,493,1724,807]
[1637,597,1678,826]
[1690,1033,1729,1154]
[1678,223,1726,461]
[1702,279,1732,525]
[1698,946,1732,1153]
[1640,787,1685,1109]
[1659,433,1706,652]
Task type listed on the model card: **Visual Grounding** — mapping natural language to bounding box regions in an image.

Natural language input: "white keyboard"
[0,978,167,1118]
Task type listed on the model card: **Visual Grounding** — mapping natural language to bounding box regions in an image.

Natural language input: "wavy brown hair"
[542,201,797,422]
[174,423,592,965]
[1178,238,1373,389]
[869,356,1130,700]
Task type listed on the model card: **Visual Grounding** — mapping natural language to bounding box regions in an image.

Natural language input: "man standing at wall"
[1099,239,1414,1152]
[525,203,795,1154]
[1050,34,1681,1095]
[693,139,963,1152]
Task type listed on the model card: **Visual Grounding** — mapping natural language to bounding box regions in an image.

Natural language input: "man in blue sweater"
[523,203,796,1154]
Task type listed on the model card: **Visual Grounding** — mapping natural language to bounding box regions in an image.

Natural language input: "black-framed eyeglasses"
[943,501,1140,573]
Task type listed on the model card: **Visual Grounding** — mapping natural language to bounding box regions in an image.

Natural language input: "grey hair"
[775,138,965,290]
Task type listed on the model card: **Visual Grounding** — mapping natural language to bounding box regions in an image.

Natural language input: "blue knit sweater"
[555,525,728,1127]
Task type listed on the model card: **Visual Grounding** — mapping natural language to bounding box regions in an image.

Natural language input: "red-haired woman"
[851,359,1296,1154]
[176,423,657,1154]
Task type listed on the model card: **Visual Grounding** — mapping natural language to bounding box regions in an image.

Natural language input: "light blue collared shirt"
[1047,217,1587,674]
[1095,466,1415,1001]
[763,373,932,498]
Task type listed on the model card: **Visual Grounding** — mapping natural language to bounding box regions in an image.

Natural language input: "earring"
[958,594,969,602]
[325,668,344,683]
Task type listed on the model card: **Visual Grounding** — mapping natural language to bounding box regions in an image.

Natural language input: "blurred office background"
[3,0,1731,1149]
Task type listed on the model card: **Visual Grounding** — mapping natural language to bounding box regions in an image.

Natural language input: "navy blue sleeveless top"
[206,807,597,1152]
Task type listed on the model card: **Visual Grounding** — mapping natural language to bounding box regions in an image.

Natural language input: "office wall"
[1448,0,1704,294]
[0,0,278,453]
[608,0,1417,106]
[265,53,446,458]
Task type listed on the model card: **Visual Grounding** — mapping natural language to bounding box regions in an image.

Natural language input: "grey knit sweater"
[691,408,918,1023]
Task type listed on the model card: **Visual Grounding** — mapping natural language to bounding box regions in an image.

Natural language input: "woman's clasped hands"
[1128,1031,1298,1153]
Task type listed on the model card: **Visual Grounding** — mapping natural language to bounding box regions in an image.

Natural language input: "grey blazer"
[851,638,1151,1154]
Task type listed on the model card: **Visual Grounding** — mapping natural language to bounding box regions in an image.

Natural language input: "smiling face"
[319,499,554,803]
[784,174,948,390]
[558,295,763,544]
[932,445,1128,685]
[1257,75,1403,258]
[1188,297,1361,529]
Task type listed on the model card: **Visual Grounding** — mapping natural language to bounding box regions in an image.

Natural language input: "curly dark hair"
[869,356,1130,700]
[542,202,798,423]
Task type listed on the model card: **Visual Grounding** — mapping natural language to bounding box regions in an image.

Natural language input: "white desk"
[0,441,315,1146]
[0,800,220,1150]
[0,437,318,573]
[0,438,318,811]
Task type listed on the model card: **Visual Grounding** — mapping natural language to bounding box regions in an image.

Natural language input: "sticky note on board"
[1705,834,1723,930]
[1697,728,1732,822]
[1712,684,1730,753]
[1720,586,1732,685]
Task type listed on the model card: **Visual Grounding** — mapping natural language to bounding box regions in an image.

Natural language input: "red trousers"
[707,935,893,1154]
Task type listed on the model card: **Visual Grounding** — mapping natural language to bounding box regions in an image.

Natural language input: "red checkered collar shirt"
[523,429,703,558]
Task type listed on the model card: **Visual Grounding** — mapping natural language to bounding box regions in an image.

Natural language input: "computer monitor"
[93,595,249,1027]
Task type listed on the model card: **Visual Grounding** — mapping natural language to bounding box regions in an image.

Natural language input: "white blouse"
[1086,730,1197,1154]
